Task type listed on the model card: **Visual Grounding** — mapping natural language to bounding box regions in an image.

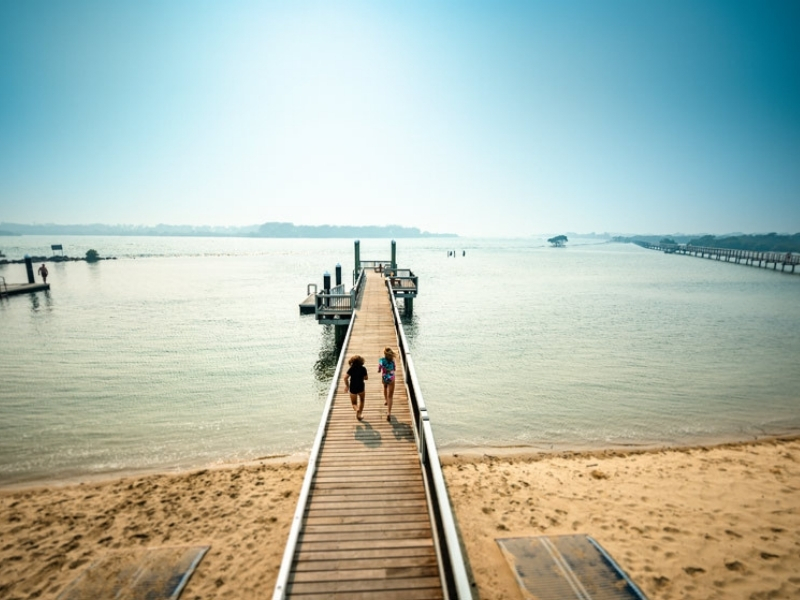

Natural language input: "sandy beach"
[1,437,798,599]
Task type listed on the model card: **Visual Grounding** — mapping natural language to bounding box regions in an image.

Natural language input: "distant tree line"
[0,222,456,238]
[614,233,800,253]
[685,233,800,252]
[255,222,455,238]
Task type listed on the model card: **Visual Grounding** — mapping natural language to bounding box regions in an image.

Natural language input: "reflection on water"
[399,312,419,343]
[313,325,342,383]
[28,293,40,312]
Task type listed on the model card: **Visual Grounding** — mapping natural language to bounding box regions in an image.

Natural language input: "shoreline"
[3,431,797,492]
[2,436,799,599]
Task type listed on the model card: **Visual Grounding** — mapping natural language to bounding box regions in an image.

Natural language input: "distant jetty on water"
[0,255,116,265]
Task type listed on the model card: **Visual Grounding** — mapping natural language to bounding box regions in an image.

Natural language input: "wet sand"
[1,437,798,599]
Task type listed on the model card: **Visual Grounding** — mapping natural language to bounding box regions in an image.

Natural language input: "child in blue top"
[378,347,396,422]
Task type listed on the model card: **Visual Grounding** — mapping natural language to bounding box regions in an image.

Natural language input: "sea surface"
[2,235,799,487]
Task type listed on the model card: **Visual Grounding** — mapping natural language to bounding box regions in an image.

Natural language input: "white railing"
[387,279,472,599]
[271,314,358,600]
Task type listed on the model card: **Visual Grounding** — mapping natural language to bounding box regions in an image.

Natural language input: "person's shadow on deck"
[389,418,414,442]
[355,421,382,448]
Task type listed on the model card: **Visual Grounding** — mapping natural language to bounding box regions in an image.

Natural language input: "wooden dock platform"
[276,271,446,599]
[0,282,50,297]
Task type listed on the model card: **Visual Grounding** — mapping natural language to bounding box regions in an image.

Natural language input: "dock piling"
[24,255,35,284]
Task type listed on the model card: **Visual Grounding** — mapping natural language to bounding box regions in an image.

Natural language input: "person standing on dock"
[38,263,48,284]
[378,347,396,422]
[344,355,368,421]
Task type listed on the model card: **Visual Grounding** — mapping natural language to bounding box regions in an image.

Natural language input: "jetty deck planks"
[284,272,443,599]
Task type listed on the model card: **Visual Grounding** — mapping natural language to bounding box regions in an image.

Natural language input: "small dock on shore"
[0,279,50,298]
[1,255,52,297]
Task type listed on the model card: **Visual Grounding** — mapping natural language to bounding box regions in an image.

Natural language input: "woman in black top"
[344,355,368,421]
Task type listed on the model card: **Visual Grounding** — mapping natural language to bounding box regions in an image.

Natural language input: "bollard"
[323,271,330,308]
[354,240,360,278]
[24,255,35,284]
[391,239,397,273]
[335,263,341,287]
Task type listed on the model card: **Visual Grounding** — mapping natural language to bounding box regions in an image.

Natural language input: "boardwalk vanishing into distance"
[275,264,471,599]
[636,241,800,274]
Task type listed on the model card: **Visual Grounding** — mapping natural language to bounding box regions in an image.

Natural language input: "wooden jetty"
[276,261,470,599]
[636,241,800,274]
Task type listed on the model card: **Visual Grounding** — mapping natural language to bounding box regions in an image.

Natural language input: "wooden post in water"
[334,323,347,346]
[391,239,397,273]
[24,255,35,284]
[335,263,341,287]
[354,240,361,282]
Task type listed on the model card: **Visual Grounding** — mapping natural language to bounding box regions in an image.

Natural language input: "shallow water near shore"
[2,235,799,486]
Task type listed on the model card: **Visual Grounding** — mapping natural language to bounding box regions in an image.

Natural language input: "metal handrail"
[387,278,472,599]
[271,314,358,600]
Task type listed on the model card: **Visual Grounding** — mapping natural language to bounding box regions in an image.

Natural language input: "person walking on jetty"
[344,355,368,421]
[378,347,396,422]
[38,263,48,284]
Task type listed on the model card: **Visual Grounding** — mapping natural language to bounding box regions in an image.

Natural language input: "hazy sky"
[1,1,798,237]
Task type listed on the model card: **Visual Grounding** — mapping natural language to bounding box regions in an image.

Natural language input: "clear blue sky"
[1,1,798,237]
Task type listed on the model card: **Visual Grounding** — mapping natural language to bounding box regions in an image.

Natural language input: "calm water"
[2,235,799,486]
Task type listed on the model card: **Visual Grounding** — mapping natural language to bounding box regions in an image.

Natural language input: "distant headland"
[0,222,457,239]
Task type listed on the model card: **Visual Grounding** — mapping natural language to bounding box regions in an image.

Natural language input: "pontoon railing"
[314,268,366,319]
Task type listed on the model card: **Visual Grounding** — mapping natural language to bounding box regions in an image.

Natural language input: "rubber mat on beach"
[496,535,648,600]
[57,545,209,600]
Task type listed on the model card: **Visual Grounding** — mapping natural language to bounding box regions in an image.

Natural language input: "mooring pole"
[391,239,397,273]
[323,271,330,307]
[335,263,342,287]
[24,255,35,284]
[404,297,414,316]
[354,240,361,283]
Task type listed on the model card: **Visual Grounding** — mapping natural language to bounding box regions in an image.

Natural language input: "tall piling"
[24,255,35,284]
[354,240,361,281]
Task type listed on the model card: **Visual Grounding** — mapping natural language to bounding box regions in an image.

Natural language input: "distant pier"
[636,241,799,274]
